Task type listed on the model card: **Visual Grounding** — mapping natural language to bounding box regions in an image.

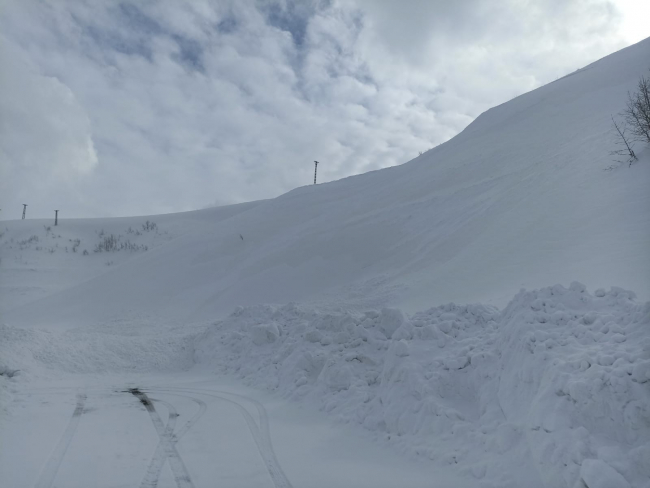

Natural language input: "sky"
[1,0,649,219]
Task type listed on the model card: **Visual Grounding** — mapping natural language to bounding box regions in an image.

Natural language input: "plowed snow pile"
[196,283,650,488]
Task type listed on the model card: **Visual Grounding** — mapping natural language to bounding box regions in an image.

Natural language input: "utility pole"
[22,204,27,220]
[54,210,59,226]
[314,161,319,185]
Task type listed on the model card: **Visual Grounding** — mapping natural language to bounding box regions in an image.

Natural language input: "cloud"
[351,0,625,102]
[0,0,634,218]
[0,38,98,217]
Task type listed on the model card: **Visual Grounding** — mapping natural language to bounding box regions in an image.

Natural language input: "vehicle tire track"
[34,392,86,488]
[139,397,179,488]
[139,394,206,488]
[128,389,195,488]
[149,386,293,488]
[150,394,207,441]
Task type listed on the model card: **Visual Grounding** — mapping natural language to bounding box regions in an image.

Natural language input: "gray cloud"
[0,0,632,218]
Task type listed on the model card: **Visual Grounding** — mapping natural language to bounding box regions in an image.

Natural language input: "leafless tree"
[610,70,650,168]
[623,72,650,144]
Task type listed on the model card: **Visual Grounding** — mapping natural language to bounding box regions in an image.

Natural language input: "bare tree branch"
[623,72,650,144]
[611,116,637,166]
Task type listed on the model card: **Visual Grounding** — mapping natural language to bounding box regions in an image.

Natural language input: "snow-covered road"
[1,374,466,488]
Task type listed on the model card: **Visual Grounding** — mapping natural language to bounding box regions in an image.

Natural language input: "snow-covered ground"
[1,39,649,488]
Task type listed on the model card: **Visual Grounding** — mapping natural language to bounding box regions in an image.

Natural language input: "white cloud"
[0,38,98,217]
[0,0,640,218]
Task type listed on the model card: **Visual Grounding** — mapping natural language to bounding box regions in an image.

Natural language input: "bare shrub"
[95,234,120,252]
[142,220,157,232]
[94,234,148,253]
[611,116,637,166]
[18,235,38,249]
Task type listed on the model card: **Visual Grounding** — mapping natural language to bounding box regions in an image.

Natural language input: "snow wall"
[194,283,650,488]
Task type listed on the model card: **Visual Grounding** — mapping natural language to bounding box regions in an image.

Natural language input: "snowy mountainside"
[4,39,650,328]
[0,201,262,314]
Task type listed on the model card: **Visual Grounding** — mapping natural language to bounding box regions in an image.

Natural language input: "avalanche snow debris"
[194,283,650,488]
[581,459,631,488]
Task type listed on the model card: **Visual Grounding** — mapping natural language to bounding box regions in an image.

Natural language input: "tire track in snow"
[139,394,206,488]
[128,389,195,488]
[149,386,293,488]
[34,392,86,488]
[139,397,179,488]
[170,396,207,445]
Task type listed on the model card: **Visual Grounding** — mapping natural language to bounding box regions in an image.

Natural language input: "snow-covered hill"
[4,39,650,329]
[0,201,262,314]
[1,38,649,488]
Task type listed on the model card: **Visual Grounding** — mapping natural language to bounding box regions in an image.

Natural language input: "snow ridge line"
[150,386,294,488]
[128,389,195,488]
[34,392,86,488]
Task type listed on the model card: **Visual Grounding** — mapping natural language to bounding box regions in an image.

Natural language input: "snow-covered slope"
[1,39,649,488]
[4,39,650,329]
[0,201,263,315]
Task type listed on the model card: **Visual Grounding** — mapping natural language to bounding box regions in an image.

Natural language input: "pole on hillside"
[314,161,319,185]
[55,210,59,226]
[22,204,27,220]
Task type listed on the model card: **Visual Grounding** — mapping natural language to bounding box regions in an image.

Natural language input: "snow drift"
[195,283,650,488]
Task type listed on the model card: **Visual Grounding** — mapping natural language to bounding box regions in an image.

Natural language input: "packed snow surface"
[1,38,650,488]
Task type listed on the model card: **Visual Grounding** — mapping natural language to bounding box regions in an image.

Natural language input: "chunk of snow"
[392,340,410,357]
[378,308,406,339]
[251,323,279,346]
[580,459,630,488]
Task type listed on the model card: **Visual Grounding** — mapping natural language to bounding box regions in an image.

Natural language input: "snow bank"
[0,318,198,379]
[0,316,200,417]
[195,283,650,488]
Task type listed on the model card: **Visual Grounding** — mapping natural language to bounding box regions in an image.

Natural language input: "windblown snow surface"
[1,39,650,488]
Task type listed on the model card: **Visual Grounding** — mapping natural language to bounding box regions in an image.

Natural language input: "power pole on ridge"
[55,210,59,226]
[314,161,319,185]
[22,204,27,220]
